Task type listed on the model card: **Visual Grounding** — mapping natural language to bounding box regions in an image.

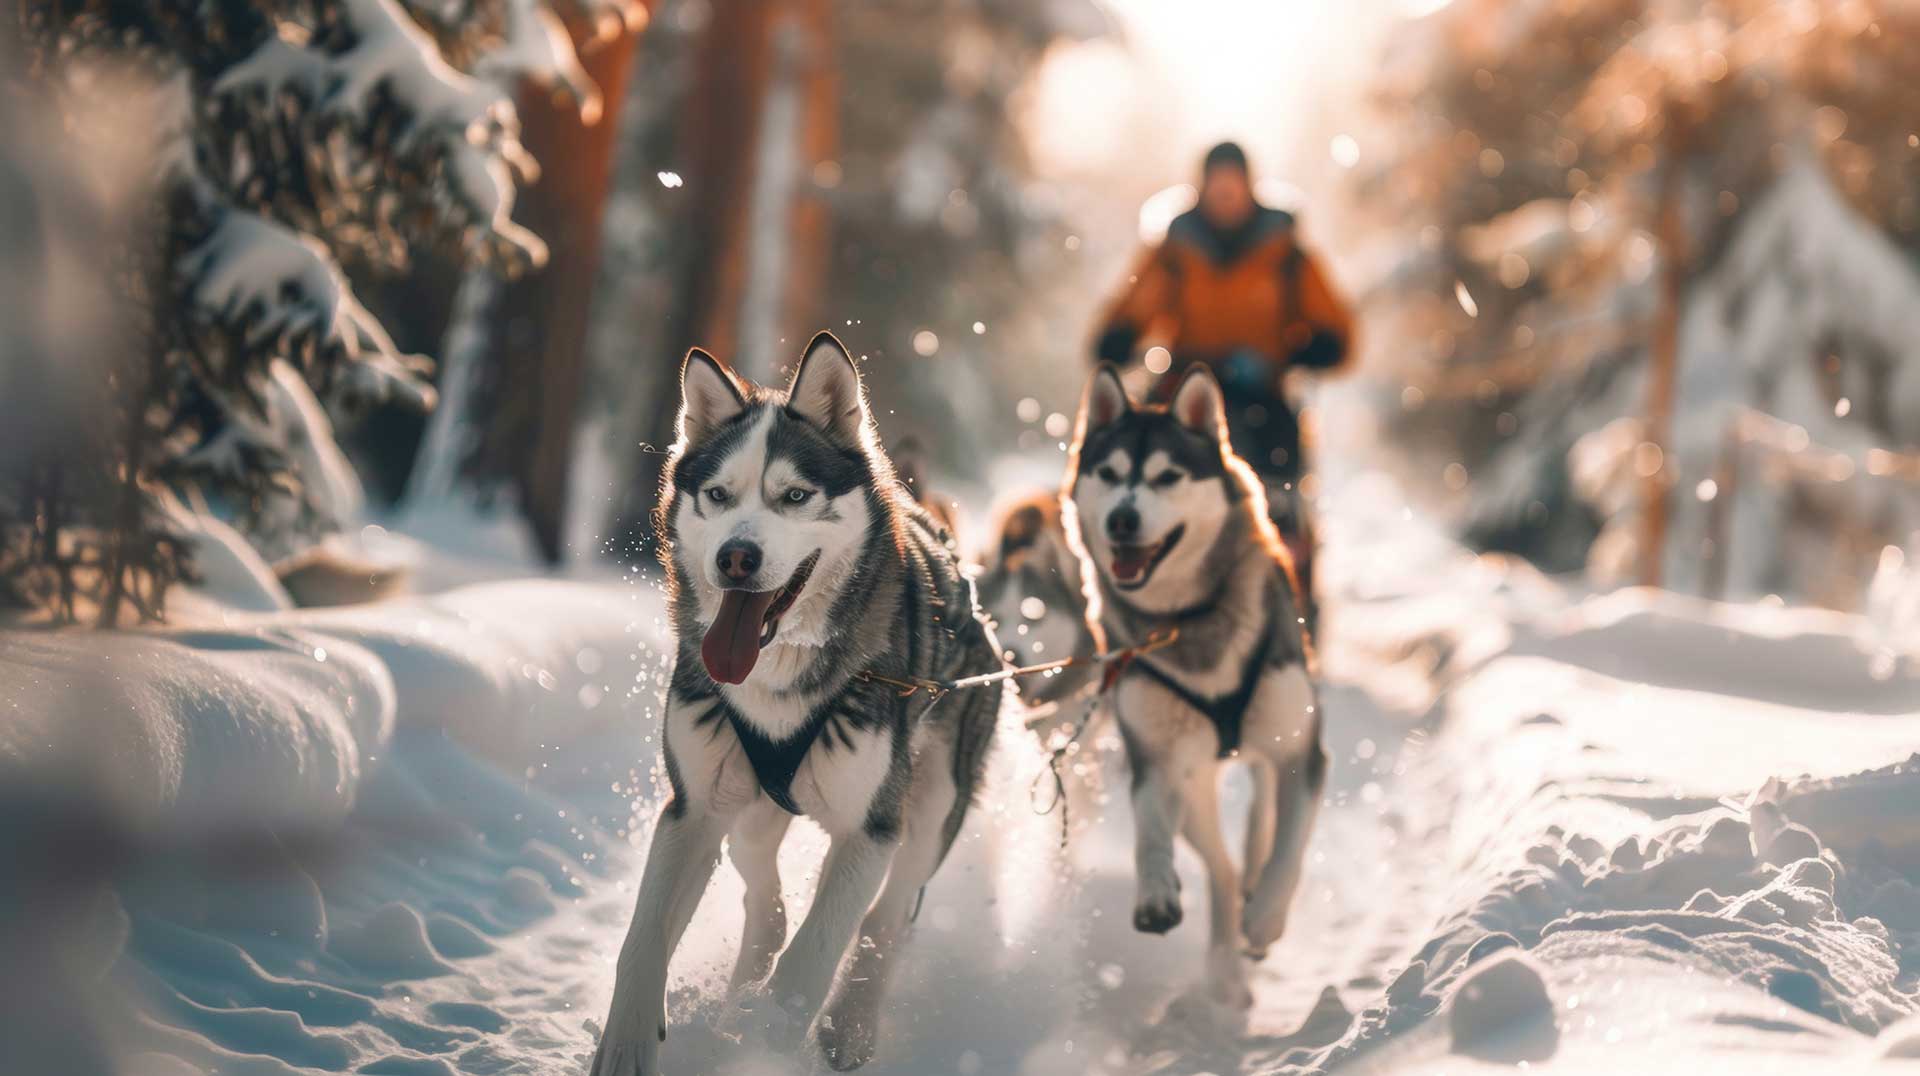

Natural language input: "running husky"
[1065,363,1325,1007]
[592,333,1001,1074]
[975,492,1096,705]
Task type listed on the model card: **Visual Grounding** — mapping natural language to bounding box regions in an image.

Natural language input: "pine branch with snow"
[5,0,616,622]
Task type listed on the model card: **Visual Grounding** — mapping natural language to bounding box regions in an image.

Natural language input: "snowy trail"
[7,484,1920,1075]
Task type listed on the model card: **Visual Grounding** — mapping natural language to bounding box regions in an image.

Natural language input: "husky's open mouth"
[702,552,820,684]
[1110,525,1184,590]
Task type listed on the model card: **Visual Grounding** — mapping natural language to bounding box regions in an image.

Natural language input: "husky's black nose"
[717,540,762,583]
[1106,505,1141,542]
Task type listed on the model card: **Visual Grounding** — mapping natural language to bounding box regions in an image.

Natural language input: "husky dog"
[1064,363,1325,1007]
[974,492,1096,706]
[891,435,962,537]
[592,333,1002,1074]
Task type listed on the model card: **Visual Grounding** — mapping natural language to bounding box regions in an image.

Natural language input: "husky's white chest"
[722,660,897,836]
[784,730,895,834]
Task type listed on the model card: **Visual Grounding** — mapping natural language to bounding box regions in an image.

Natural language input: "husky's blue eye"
[1151,470,1183,488]
[784,488,815,505]
[704,486,729,504]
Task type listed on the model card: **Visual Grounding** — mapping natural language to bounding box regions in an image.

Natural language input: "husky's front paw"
[1242,893,1289,951]
[817,1004,879,1071]
[1132,874,1184,934]
[731,980,805,1050]
[588,1017,662,1076]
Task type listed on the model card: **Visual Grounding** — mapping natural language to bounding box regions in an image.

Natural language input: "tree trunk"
[458,13,649,563]
[1639,153,1686,589]
[618,0,837,552]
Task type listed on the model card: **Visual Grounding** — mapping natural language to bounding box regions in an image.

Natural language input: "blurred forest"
[5,0,1918,625]
[1348,0,1920,611]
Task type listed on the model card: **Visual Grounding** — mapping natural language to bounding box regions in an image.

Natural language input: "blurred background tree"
[1349,0,1920,610]
[582,0,1106,563]
[2,0,639,621]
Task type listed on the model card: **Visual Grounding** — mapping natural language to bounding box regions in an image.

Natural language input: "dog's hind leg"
[1241,757,1279,903]
[819,740,961,1071]
[728,798,793,991]
[1179,766,1253,1008]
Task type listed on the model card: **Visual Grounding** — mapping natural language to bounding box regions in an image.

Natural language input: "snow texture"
[5,474,1920,1074]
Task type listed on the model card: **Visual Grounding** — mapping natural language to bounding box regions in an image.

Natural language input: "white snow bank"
[0,579,664,840]
[0,626,392,835]
[293,579,667,767]
[1286,548,1920,1073]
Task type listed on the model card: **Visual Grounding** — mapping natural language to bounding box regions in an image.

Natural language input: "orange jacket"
[1093,206,1354,379]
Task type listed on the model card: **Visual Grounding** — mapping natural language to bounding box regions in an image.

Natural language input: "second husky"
[1065,363,1325,1006]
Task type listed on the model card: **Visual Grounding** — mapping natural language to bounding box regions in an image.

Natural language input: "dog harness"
[726,709,829,816]
[1120,612,1277,758]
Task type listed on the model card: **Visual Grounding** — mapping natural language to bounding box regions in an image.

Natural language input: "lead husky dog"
[592,333,1001,1074]
[1065,364,1326,1007]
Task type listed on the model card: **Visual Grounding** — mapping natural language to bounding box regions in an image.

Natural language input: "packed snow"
[3,475,1918,1075]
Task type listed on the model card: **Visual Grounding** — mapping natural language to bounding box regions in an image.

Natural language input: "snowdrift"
[4,482,1919,1075]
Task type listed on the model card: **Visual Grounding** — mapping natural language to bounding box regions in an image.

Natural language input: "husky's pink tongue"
[1111,545,1155,583]
[703,589,779,684]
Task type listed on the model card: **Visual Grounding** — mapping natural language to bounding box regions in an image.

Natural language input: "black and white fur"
[592,333,1001,1074]
[975,491,1097,706]
[1065,363,1326,1007]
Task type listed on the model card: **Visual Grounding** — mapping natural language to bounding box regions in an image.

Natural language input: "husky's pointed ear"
[1081,363,1130,433]
[678,348,745,444]
[787,331,867,441]
[1170,365,1228,440]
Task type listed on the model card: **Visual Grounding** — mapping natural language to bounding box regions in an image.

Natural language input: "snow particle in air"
[1330,133,1360,168]
[972,321,986,335]
[656,171,683,188]
[1632,441,1665,478]
[1020,596,1047,620]
[314,647,328,662]
[1044,412,1071,439]
[1454,280,1479,318]
[913,330,939,356]
[1144,346,1172,374]
[1017,397,1043,423]
[1695,479,1718,502]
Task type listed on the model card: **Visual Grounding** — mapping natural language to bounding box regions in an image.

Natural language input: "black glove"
[1290,330,1346,370]
[1093,325,1139,366]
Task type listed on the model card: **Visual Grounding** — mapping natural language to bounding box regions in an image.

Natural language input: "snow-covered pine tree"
[3,0,633,622]
[1352,0,1920,603]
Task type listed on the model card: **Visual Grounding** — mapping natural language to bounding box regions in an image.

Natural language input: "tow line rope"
[855,626,1180,847]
